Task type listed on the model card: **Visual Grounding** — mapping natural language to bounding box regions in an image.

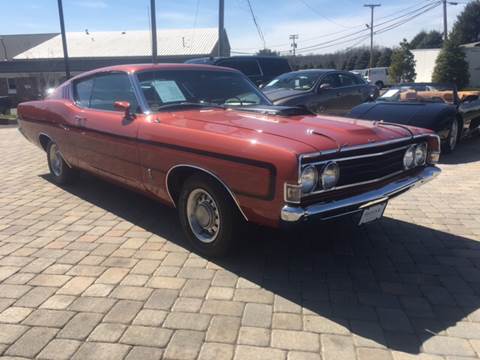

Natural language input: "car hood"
[173,108,418,153]
[263,88,309,102]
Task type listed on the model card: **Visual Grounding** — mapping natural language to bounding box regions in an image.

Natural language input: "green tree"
[389,39,416,83]
[376,48,392,67]
[326,60,336,69]
[355,51,370,69]
[432,38,470,89]
[451,0,480,44]
[347,55,358,70]
[410,30,443,49]
[255,48,279,56]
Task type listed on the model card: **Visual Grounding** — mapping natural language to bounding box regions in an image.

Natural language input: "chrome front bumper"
[281,166,441,223]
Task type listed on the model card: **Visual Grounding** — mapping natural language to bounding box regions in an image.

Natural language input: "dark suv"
[185,56,292,86]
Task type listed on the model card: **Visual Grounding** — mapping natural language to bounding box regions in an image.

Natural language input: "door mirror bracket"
[114,101,136,120]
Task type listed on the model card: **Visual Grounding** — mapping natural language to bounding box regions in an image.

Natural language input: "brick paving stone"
[121,274,149,286]
[321,334,356,360]
[125,346,164,360]
[120,325,172,347]
[198,343,234,360]
[272,329,319,352]
[237,327,270,346]
[172,297,203,313]
[206,286,235,300]
[109,285,153,301]
[234,288,274,304]
[377,308,414,333]
[72,342,131,360]
[82,283,114,297]
[422,335,475,357]
[58,312,103,339]
[287,351,321,360]
[164,330,205,360]
[242,303,272,328]
[206,316,240,343]
[234,345,285,360]
[29,274,71,287]
[303,314,349,335]
[14,286,56,308]
[144,289,179,310]
[212,270,238,287]
[56,276,95,295]
[40,294,76,310]
[37,339,81,360]
[0,284,31,298]
[103,300,143,324]
[0,306,33,323]
[95,267,129,284]
[88,323,127,342]
[5,327,58,358]
[147,276,186,290]
[0,298,15,313]
[163,312,211,331]
[357,347,393,360]
[68,296,116,313]
[201,300,244,316]
[273,313,302,330]
[447,321,480,339]
[22,309,74,327]
[351,320,386,348]
[0,324,29,344]
[133,309,167,326]
[180,279,210,298]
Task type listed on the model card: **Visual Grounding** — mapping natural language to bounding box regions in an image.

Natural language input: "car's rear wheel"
[444,119,460,153]
[47,141,76,184]
[178,174,240,257]
[375,81,384,89]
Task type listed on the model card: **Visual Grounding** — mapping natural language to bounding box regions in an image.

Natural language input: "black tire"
[443,118,461,154]
[46,141,77,185]
[375,81,384,89]
[178,174,242,257]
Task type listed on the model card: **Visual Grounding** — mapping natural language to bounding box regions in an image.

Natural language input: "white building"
[412,42,480,87]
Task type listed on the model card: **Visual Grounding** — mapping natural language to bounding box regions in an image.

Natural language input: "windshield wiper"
[157,102,225,110]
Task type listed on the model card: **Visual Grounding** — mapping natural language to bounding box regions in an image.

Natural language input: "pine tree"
[388,39,416,83]
[376,48,393,67]
[450,0,480,44]
[432,38,470,89]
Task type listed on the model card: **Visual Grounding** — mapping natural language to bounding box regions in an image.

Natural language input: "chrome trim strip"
[165,164,249,222]
[281,166,441,222]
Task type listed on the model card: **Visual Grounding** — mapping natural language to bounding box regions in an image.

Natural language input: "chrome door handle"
[74,115,87,127]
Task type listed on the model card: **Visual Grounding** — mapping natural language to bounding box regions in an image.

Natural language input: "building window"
[7,79,16,95]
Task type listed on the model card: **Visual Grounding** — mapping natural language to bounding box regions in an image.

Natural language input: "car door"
[311,73,343,114]
[71,72,143,188]
[337,72,366,111]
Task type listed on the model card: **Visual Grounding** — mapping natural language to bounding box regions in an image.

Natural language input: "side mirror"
[114,101,135,119]
[258,83,265,89]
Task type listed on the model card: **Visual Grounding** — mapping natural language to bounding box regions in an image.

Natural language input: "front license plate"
[358,202,387,225]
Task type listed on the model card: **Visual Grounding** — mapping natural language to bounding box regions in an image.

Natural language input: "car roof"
[69,63,238,82]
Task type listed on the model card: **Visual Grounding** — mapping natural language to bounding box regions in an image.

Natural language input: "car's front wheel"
[444,119,460,153]
[178,174,241,257]
[47,141,76,185]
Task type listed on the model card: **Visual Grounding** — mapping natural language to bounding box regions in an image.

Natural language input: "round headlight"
[301,166,317,193]
[414,143,427,166]
[403,145,416,170]
[321,161,340,190]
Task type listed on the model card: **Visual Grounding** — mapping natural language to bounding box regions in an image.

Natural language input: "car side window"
[320,74,341,88]
[74,78,94,108]
[338,73,358,86]
[89,73,140,112]
[218,59,262,77]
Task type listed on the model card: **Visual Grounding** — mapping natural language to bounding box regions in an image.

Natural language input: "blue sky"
[0,0,467,54]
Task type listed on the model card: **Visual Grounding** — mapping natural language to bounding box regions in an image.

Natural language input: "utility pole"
[442,0,458,41]
[150,0,157,63]
[218,0,225,57]
[57,0,70,79]
[364,3,380,69]
[289,34,299,56]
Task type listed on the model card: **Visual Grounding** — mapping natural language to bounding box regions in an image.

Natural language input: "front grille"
[300,139,428,197]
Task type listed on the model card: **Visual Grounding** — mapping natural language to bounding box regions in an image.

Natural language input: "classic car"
[185,56,292,87]
[348,83,480,153]
[17,64,441,257]
[262,69,378,115]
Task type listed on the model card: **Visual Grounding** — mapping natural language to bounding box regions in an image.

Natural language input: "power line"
[298,0,363,29]
[245,0,266,49]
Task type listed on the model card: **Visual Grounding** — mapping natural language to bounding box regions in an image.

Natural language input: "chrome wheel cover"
[49,143,63,177]
[449,120,458,150]
[186,189,220,244]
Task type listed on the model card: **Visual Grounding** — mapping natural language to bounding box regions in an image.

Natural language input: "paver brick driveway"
[1,126,480,360]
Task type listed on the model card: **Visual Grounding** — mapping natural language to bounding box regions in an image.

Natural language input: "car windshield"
[137,69,271,112]
[379,84,455,104]
[263,72,320,91]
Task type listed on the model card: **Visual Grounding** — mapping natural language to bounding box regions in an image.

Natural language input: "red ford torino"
[17,64,441,257]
